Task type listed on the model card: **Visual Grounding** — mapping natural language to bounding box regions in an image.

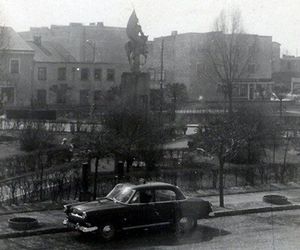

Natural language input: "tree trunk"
[281,137,290,183]
[227,83,233,116]
[219,159,224,207]
[212,169,217,189]
[93,157,99,200]
[272,140,276,164]
[39,152,44,201]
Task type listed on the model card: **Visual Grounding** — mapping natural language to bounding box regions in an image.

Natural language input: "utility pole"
[159,39,164,123]
[86,40,96,119]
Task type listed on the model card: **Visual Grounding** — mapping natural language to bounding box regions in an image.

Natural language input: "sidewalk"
[0,209,68,239]
[0,186,299,239]
[204,188,300,217]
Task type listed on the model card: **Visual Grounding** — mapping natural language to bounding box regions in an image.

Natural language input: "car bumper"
[63,219,98,233]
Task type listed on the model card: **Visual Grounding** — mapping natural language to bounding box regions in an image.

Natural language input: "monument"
[120,11,150,110]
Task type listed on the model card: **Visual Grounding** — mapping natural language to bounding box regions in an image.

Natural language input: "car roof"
[132,182,176,190]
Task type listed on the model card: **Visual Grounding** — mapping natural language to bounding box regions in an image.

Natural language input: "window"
[81,68,90,81]
[287,61,292,70]
[155,189,176,202]
[37,89,47,106]
[56,84,68,104]
[107,68,115,81]
[94,69,102,81]
[1,87,14,104]
[58,67,66,80]
[156,70,165,81]
[80,89,89,105]
[10,59,20,74]
[148,69,156,80]
[130,190,154,204]
[38,67,47,80]
[239,84,248,97]
[248,64,256,74]
[94,90,103,104]
[196,63,207,75]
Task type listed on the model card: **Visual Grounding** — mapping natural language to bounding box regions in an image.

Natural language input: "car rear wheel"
[98,223,116,241]
[176,216,197,234]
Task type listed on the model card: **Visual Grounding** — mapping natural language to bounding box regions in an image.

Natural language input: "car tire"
[98,222,116,241]
[175,216,197,234]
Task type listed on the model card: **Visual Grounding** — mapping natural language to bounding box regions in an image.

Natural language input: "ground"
[1,209,300,249]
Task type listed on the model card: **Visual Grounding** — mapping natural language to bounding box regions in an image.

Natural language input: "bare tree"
[194,114,244,207]
[103,105,165,172]
[200,9,257,115]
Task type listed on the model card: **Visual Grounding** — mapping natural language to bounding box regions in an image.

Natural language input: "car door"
[152,188,178,225]
[122,189,156,230]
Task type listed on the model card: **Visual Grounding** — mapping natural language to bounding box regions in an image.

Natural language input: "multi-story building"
[19,23,130,107]
[273,55,300,90]
[0,27,34,108]
[10,23,281,107]
[147,31,276,101]
[27,36,128,107]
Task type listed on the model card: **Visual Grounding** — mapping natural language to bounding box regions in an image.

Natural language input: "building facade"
[147,31,276,101]
[272,55,300,91]
[4,23,281,108]
[0,27,34,108]
[19,23,130,108]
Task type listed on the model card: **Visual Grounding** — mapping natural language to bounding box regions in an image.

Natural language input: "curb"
[0,227,72,239]
[211,204,300,218]
[195,186,300,198]
[0,207,63,217]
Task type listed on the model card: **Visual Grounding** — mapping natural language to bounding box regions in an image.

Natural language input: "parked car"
[63,182,212,241]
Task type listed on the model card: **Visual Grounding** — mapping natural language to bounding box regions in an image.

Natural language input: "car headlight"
[82,212,87,219]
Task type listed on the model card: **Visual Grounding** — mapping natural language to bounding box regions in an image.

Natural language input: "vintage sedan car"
[63,182,212,241]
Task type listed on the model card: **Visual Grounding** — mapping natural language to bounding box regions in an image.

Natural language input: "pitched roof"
[27,41,77,62]
[0,27,33,52]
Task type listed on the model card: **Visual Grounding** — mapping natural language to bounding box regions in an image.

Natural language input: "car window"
[130,190,154,204]
[155,189,176,202]
[113,186,135,203]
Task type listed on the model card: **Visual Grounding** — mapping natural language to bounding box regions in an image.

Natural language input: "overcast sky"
[1,0,299,55]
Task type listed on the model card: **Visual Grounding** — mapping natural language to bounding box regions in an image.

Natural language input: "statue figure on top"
[125,11,148,72]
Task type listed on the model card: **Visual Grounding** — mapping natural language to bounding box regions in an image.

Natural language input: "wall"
[147,32,274,101]
[32,61,129,106]
[0,51,34,107]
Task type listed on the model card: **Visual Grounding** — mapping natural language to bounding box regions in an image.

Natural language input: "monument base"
[120,72,150,110]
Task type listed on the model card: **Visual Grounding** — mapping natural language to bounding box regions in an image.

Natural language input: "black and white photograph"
[0,0,299,249]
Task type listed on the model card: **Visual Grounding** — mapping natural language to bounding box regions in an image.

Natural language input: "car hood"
[72,198,125,213]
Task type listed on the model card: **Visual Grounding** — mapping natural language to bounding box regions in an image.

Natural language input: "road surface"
[1,209,300,249]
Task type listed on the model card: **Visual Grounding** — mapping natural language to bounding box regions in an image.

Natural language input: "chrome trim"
[63,219,98,233]
[77,225,98,233]
[122,222,170,230]
[70,213,84,219]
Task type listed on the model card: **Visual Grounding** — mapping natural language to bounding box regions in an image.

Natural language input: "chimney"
[33,35,42,46]
[70,22,83,27]
[97,22,104,27]
[171,31,178,36]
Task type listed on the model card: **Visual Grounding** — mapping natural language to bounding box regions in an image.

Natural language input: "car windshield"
[106,183,135,203]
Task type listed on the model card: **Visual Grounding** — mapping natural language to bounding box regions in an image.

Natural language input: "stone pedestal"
[120,72,150,111]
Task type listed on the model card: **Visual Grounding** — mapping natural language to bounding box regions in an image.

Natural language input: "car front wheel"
[98,223,116,241]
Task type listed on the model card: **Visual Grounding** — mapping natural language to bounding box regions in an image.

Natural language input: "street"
[0,209,300,250]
